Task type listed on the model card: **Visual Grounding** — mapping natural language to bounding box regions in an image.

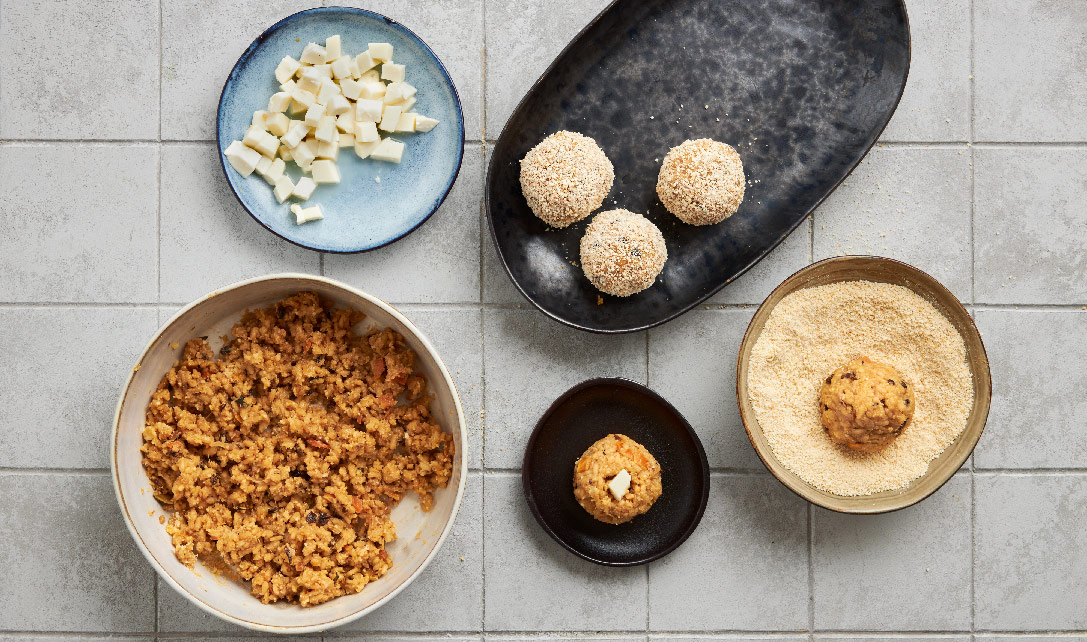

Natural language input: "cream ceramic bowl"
[111,274,467,633]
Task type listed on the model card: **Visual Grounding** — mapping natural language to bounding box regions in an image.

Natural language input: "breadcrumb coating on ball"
[656,138,745,225]
[579,209,667,297]
[520,130,614,228]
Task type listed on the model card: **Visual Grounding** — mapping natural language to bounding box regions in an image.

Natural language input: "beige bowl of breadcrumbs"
[736,256,991,514]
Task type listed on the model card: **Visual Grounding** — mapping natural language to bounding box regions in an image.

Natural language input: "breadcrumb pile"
[519,130,614,228]
[656,138,745,225]
[579,209,667,297]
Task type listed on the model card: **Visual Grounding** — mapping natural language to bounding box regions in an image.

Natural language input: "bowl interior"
[217,7,465,253]
[113,275,466,631]
[736,257,991,514]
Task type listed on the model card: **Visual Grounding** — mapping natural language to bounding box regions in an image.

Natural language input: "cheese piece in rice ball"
[573,433,663,525]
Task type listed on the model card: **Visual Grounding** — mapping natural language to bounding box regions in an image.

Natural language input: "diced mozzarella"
[279,79,297,93]
[298,67,323,93]
[338,132,355,148]
[355,51,378,73]
[273,174,295,203]
[288,85,316,108]
[398,96,416,113]
[357,81,386,100]
[275,56,301,83]
[222,143,259,176]
[312,63,333,80]
[367,42,393,62]
[399,82,418,100]
[291,203,324,224]
[355,120,379,142]
[383,82,405,105]
[254,155,272,176]
[300,42,327,64]
[293,176,317,200]
[264,112,290,136]
[316,139,339,160]
[378,104,402,132]
[278,145,293,161]
[281,120,310,148]
[356,98,383,122]
[380,63,405,82]
[360,69,381,83]
[347,57,361,79]
[314,115,337,143]
[287,99,308,117]
[292,139,317,169]
[251,110,268,130]
[268,92,292,113]
[370,137,405,163]
[339,78,363,100]
[329,55,351,79]
[242,127,279,157]
[395,112,417,132]
[260,157,286,185]
[607,469,632,501]
[316,78,341,105]
[303,103,326,127]
[354,138,381,159]
[310,159,341,184]
[335,112,356,133]
[414,114,439,132]
[325,35,342,60]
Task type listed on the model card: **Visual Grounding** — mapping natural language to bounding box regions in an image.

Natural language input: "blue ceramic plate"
[217,7,465,253]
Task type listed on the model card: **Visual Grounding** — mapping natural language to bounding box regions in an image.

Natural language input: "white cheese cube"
[265,112,290,136]
[281,120,310,148]
[314,115,337,142]
[316,139,339,160]
[338,132,355,148]
[323,93,350,116]
[288,86,316,108]
[354,138,381,159]
[360,69,381,83]
[310,159,340,184]
[222,140,260,175]
[335,112,356,133]
[383,83,405,105]
[278,145,293,161]
[607,469,632,501]
[292,140,317,170]
[399,82,418,100]
[273,174,295,203]
[414,114,439,132]
[325,35,342,60]
[274,56,301,83]
[339,78,363,100]
[380,63,405,82]
[378,104,402,132]
[260,157,286,185]
[355,120,379,142]
[242,127,280,158]
[347,57,361,80]
[268,91,292,113]
[367,42,393,62]
[291,203,324,224]
[316,78,341,105]
[251,110,268,130]
[298,67,323,93]
[279,79,297,93]
[355,51,378,73]
[300,42,327,65]
[370,137,405,163]
[357,81,386,100]
[303,103,326,127]
[395,112,417,132]
[293,176,317,200]
[254,154,272,176]
[311,63,333,80]
[356,98,383,122]
[329,55,352,80]
[398,96,416,113]
[287,99,308,117]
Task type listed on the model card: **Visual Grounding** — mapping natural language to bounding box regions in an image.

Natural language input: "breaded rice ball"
[579,209,667,297]
[573,434,663,525]
[820,356,916,453]
[520,130,614,228]
[656,138,745,225]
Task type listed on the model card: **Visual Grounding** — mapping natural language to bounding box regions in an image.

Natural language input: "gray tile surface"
[975,473,1087,629]
[0,474,156,632]
[0,145,159,303]
[974,147,1087,305]
[0,307,158,468]
[0,0,160,139]
[812,475,972,630]
[648,474,809,631]
[648,309,762,469]
[707,219,812,305]
[484,474,647,631]
[974,0,1087,141]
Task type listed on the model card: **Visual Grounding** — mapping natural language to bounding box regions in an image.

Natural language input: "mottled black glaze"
[522,378,710,566]
[487,0,910,332]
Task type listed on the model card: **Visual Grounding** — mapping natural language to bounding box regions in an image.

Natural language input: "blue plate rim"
[215,5,466,254]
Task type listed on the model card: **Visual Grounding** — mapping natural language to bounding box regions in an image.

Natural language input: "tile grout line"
[156,0,164,328]
[968,0,977,309]
[807,502,815,633]
[971,464,977,634]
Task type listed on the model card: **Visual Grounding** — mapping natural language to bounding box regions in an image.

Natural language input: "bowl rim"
[215,6,466,254]
[521,376,711,566]
[735,255,992,514]
[110,273,469,633]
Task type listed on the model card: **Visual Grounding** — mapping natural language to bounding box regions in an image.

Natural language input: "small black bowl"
[522,378,710,566]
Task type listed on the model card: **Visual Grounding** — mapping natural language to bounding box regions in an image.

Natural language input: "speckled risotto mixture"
[141,292,454,606]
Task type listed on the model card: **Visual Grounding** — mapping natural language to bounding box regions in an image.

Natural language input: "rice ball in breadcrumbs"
[656,138,745,225]
[573,434,663,525]
[579,209,667,297]
[520,130,614,228]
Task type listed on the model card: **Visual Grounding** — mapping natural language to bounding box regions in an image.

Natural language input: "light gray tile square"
[813,146,972,301]
[648,309,761,469]
[974,310,1087,468]
[648,474,809,630]
[975,473,1087,629]
[0,0,159,139]
[159,143,320,303]
[812,475,971,630]
[0,145,158,303]
[494,637,644,642]
[325,144,483,304]
[482,309,647,468]
[161,0,301,140]
[654,638,808,642]
[0,637,147,642]
[346,472,483,632]
[156,575,246,633]
[158,637,317,642]
[484,0,612,136]
[878,0,971,142]
[977,638,1087,642]
[335,0,484,141]
[482,222,527,304]
[483,474,647,630]
[815,638,970,642]
[707,219,811,305]
[974,147,1087,304]
[0,473,156,631]
[974,0,1087,141]
[0,307,159,468]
